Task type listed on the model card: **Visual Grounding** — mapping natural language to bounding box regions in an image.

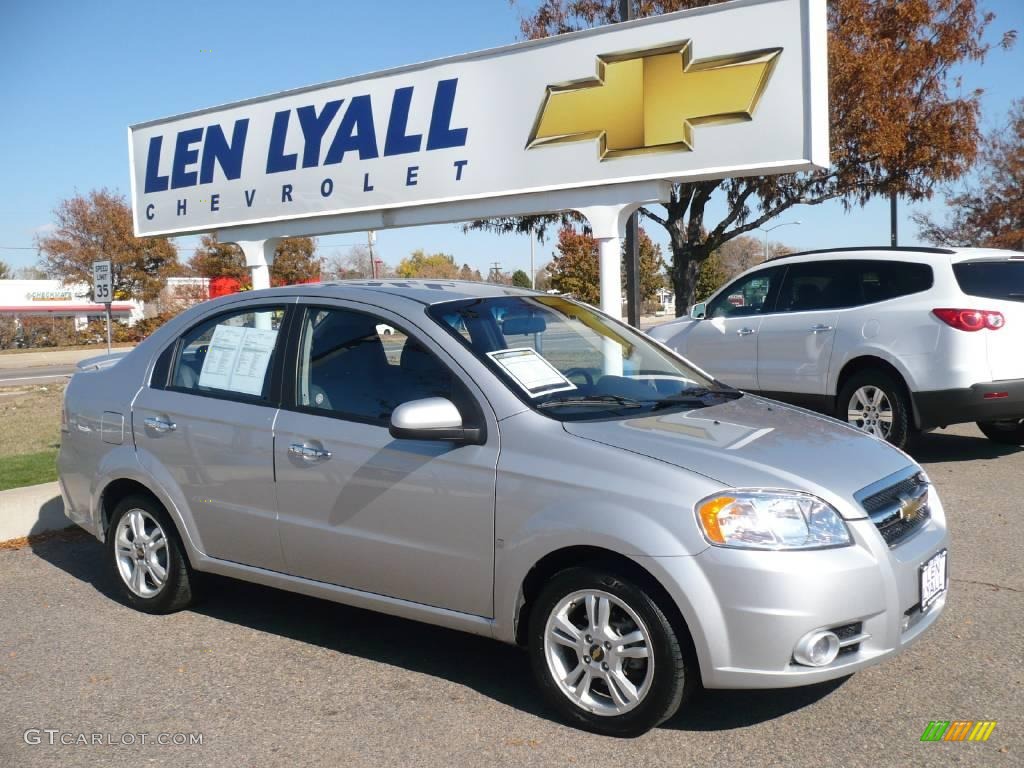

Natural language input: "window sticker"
[487,347,577,398]
[197,324,278,396]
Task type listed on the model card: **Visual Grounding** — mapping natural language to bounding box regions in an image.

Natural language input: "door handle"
[144,416,176,433]
[289,443,332,462]
[809,324,834,333]
[736,327,756,337]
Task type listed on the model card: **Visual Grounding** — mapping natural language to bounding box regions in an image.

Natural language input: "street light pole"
[757,220,802,260]
[530,227,536,289]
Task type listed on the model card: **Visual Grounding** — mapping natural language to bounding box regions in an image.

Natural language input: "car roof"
[766,246,1022,264]
[234,279,540,306]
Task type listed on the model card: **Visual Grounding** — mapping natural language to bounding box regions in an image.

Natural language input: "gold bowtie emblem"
[527,42,782,160]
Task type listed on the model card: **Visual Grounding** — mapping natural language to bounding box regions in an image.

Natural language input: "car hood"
[562,395,915,519]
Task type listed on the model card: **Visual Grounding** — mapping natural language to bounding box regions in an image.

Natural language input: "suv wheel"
[528,566,691,737]
[838,370,911,448]
[108,495,195,614]
[977,419,1024,445]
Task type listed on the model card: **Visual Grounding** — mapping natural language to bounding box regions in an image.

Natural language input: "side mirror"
[389,397,483,444]
[690,302,707,320]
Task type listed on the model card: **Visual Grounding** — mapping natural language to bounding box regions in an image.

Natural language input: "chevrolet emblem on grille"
[897,488,928,522]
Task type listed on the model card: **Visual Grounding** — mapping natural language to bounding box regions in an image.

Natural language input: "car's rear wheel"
[108,495,195,614]
[838,370,911,449]
[528,566,691,737]
[977,419,1024,445]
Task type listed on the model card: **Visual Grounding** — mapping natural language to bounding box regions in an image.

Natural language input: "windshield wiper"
[649,387,743,411]
[537,394,644,410]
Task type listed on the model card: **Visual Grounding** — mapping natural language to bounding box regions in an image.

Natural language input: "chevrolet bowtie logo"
[528,41,782,160]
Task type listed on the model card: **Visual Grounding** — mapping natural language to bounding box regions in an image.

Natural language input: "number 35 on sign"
[92,260,112,303]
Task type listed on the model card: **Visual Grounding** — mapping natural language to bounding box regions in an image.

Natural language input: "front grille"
[858,471,931,548]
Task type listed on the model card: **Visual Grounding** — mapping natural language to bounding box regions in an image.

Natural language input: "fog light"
[793,630,841,667]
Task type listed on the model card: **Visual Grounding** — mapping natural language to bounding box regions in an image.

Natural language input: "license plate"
[920,549,948,610]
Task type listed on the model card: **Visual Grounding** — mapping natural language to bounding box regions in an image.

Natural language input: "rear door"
[952,258,1024,381]
[756,261,849,395]
[133,302,289,570]
[682,266,783,390]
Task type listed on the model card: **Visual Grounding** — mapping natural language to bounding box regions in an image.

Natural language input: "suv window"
[777,262,851,312]
[171,306,286,400]
[953,260,1024,302]
[295,307,458,422]
[850,260,933,304]
[708,267,782,318]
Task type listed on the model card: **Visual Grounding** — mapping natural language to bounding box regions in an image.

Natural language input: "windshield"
[427,296,739,420]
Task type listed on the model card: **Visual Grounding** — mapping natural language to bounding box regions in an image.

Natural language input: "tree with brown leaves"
[550,225,665,305]
[189,234,249,282]
[474,0,1013,314]
[36,189,181,301]
[915,99,1024,251]
[271,237,320,285]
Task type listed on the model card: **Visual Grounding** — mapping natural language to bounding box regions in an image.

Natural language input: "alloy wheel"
[114,508,169,598]
[542,589,654,716]
[847,385,894,439]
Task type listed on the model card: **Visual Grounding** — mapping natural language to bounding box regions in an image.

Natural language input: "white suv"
[649,247,1024,448]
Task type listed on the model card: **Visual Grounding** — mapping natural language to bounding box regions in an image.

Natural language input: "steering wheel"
[564,367,594,387]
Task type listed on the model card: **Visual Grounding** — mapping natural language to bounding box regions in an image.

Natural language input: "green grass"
[0,450,58,491]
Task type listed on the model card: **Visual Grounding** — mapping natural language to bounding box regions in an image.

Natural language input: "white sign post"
[92,259,113,354]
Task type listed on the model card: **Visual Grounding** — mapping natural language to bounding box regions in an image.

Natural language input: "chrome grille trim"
[855,467,931,548]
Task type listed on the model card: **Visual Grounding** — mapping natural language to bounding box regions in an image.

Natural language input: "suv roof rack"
[766,245,957,262]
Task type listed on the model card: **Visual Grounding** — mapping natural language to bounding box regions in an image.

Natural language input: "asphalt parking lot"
[1,422,1021,768]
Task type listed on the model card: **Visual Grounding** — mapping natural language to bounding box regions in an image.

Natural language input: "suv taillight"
[932,308,1005,332]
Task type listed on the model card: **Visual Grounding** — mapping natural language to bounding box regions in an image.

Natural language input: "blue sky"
[1,0,1021,277]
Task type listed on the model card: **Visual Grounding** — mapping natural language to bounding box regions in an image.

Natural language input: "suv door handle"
[809,324,834,333]
[144,416,176,433]
[289,443,332,462]
[736,327,756,337]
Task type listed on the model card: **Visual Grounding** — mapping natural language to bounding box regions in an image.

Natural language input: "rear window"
[953,261,1024,302]
[849,260,934,305]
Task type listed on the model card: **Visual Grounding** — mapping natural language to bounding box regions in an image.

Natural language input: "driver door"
[272,302,499,617]
[682,267,783,390]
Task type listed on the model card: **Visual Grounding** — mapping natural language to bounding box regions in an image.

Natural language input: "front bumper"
[644,492,949,689]
[913,379,1024,429]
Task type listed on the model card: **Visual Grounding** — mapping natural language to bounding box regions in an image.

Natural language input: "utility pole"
[530,227,536,290]
[889,191,898,247]
[490,261,502,283]
[620,0,641,327]
[368,230,377,278]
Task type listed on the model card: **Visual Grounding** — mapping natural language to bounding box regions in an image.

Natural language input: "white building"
[0,279,143,328]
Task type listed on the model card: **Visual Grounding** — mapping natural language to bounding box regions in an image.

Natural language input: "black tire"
[527,566,691,737]
[107,494,195,614]
[837,370,911,449]
[977,419,1024,445]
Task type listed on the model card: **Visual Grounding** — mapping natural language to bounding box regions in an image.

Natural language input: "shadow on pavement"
[908,430,1020,463]
[31,532,839,734]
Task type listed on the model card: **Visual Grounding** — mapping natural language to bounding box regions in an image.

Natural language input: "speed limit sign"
[92,260,112,303]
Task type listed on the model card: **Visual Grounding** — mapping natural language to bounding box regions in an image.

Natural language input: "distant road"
[0,364,78,385]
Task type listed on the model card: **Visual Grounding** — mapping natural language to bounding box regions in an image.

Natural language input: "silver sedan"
[58,280,948,736]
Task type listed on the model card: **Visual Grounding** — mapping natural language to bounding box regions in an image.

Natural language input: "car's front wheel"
[528,566,692,737]
[108,495,195,614]
[837,370,911,448]
[977,419,1024,445]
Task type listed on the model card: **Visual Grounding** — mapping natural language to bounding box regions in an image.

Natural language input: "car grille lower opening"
[832,622,863,655]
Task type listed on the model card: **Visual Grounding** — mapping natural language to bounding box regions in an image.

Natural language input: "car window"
[850,260,933,305]
[708,268,780,318]
[295,307,458,422]
[776,262,852,312]
[953,261,1024,302]
[171,307,286,400]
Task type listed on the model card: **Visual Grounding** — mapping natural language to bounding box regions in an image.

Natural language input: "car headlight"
[695,490,851,550]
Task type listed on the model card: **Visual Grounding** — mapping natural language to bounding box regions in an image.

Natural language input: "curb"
[0,481,75,543]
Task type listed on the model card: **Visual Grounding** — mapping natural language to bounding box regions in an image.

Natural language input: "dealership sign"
[128,0,827,237]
